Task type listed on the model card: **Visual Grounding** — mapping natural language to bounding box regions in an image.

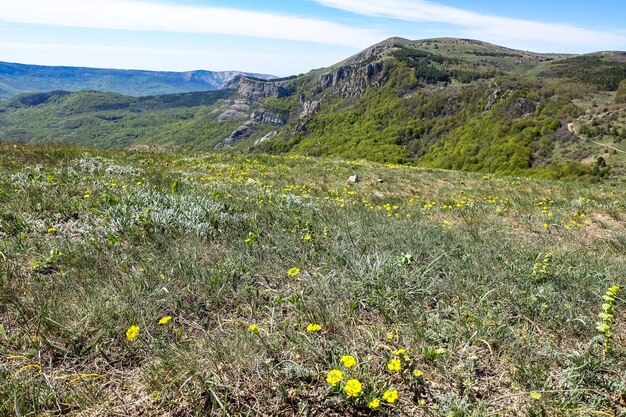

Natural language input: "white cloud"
[312,0,626,50]
[0,0,382,47]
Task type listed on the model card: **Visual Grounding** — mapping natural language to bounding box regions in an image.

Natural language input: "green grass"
[569,92,626,178]
[1,143,625,416]
[0,90,242,150]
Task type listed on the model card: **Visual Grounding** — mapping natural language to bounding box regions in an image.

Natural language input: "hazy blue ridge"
[0,61,276,100]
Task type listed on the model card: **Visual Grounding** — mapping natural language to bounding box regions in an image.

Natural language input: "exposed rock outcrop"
[320,74,334,89]
[319,62,384,98]
[484,89,501,111]
[300,100,321,118]
[506,97,538,119]
[254,130,278,145]
[225,121,255,146]
[251,110,285,125]
[224,111,285,146]
[229,76,296,101]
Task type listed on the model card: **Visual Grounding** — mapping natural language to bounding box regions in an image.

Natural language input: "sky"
[0,0,625,76]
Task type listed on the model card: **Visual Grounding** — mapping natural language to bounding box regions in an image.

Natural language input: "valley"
[1,38,625,182]
[1,36,626,416]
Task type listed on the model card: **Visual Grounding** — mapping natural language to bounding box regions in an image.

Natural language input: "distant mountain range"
[0,61,275,100]
[1,38,625,181]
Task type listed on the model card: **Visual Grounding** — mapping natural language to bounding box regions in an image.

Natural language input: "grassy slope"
[571,90,626,178]
[0,90,240,150]
[1,143,625,416]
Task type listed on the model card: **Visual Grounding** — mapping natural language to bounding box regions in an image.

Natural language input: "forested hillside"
[1,38,625,181]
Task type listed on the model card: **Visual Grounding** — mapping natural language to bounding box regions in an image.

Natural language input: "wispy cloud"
[312,0,626,50]
[0,0,382,47]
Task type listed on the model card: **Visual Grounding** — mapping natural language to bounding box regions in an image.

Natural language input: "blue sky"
[0,0,625,76]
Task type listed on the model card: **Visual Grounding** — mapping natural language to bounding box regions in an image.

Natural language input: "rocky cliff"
[230,76,296,101]
[319,62,384,98]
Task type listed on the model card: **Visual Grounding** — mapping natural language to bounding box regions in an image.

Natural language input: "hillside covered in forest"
[1,38,625,181]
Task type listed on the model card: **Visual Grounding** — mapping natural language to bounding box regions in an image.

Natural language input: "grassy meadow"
[0,143,625,416]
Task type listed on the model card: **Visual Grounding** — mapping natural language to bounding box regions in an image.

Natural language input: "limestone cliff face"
[314,37,401,98]
[223,110,285,146]
[229,56,385,104]
[319,62,384,98]
[251,110,285,125]
[232,77,296,101]
[221,44,389,146]
[300,100,321,118]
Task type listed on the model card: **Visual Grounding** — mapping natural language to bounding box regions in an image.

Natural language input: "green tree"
[616,79,626,104]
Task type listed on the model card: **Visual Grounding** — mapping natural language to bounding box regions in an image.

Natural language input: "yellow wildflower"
[158,316,172,325]
[326,369,343,387]
[340,355,357,368]
[306,323,322,332]
[392,348,406,356]
[247,324,260,333]
[386,333,394,340]
[387,358,401,372]
[343,379,362,397]
[413,369,424,378]
[47,227,57,234]
[530,391,542,400]
[287,267,301,278]
[126,325,140,341]
[367,398,381,409]
[382,389,399,403]
[303,234,312,241]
